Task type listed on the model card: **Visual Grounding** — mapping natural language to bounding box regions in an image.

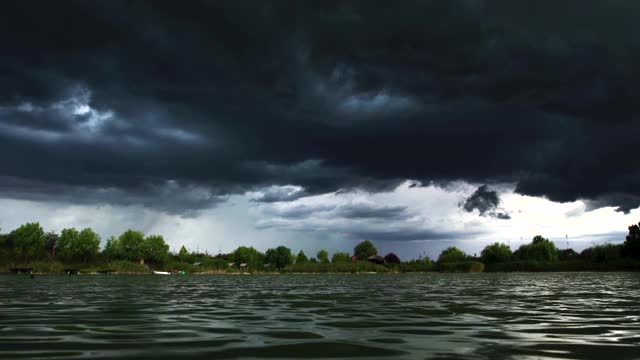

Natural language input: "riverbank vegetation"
[2,221,640,274]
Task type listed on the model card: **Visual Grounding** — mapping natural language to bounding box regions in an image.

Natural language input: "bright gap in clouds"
[0,181,637,261]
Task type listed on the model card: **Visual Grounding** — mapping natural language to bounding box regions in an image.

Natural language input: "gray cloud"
[335,203,409,220]
[461,185,511,220]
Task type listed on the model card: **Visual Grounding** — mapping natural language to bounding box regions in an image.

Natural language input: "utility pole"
[566,234,569,250]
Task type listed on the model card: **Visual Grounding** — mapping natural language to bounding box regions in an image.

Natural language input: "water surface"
[1,273,639,359]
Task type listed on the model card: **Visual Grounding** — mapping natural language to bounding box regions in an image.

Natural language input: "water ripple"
[1,273,640,359]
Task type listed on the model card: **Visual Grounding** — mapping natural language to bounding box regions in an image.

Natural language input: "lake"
[1,273,639,359]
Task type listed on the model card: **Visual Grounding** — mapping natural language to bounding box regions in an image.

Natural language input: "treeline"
[0,223,429,273]
[2,221,640,273]
[0,223,186,273]
[437,224,640,272]
[221,240,425,273]
[0,223,171,265]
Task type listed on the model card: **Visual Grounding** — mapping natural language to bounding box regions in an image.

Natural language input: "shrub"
[480,243,512,263]
[437,247,467,263]
[580,244,623,263]
[331,252,351,263]
[31,261,65,274]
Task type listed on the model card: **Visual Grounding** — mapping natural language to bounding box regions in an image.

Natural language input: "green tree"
[142,235,170,265]
[44,231,58,262]
[354,240,377,260]
[623,221,640,259]
[102,236,120,261]
[264,246,292,269]
[178,245,189,263]
[480,242,512,263]
[514,235,559,262]
[76,228,101,263]
[331,252,351,263]
[12,222,45,263]
[581,244,623,263]
[532,235,547,245]
[119,229,145,263]
[231,246,265,267]
[0,229,10,262]
[57,228,79,263]
[437,247,467,263]
[317,249,330,264]
[295,250,309,264]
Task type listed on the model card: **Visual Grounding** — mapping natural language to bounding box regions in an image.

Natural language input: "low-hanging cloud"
[462,185,511,220]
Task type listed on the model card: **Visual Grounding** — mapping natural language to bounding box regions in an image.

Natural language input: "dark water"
[1,273,639,359]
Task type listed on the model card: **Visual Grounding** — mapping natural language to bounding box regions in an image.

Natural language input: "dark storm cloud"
[462,185,500,215]
[1,0,640,213]
[350,228,482,242]
[258,199,410,221]
[0,176,225,217]
[584,194,640,214]
[336,203,409,220]
[462,185,511,220]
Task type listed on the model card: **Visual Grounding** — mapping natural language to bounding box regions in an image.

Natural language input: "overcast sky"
[1,1,639,260]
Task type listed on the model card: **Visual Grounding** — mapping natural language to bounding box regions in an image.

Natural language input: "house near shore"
[351,255,358,262]
[367,255,385,265]
[384,253,401,264]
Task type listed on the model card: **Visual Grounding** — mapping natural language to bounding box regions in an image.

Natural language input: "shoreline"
[3,269,640,276]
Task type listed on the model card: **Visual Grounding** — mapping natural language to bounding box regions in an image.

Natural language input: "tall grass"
[282,261,389,273]
[31,261,66,274]
[436,261,485,273]
[393,262,434,273]
[105,260,150,274]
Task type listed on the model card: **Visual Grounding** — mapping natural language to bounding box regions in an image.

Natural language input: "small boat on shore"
[152,271,170,275]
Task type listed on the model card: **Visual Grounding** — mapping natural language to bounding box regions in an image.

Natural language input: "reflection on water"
[1,273,639,359]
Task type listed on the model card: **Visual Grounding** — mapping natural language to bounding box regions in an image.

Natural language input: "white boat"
[153,271,170,275]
